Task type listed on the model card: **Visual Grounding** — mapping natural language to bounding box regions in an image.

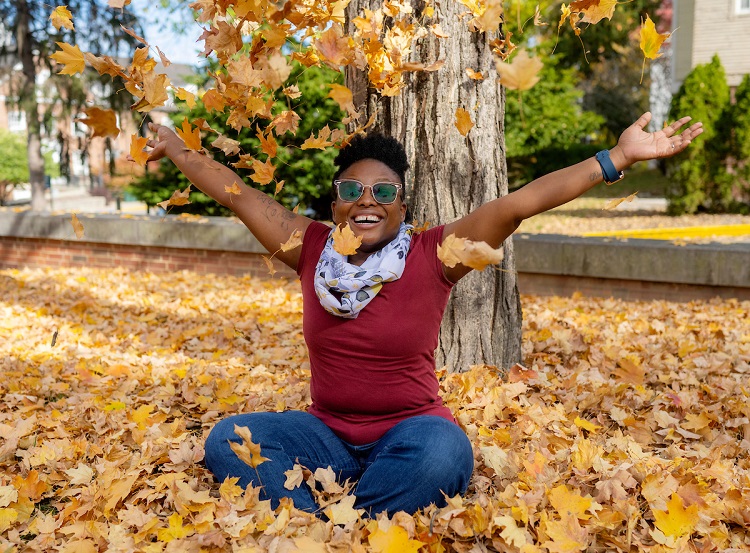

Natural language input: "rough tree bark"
[16,0,47,212]
[345,1,522,371]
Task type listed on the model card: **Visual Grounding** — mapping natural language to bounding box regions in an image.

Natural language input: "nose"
[357,185,378,206]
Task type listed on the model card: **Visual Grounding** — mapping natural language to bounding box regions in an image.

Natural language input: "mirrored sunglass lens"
[338,181,363,201]
[372,183,398,202]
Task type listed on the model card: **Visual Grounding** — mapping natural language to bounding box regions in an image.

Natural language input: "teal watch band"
[595,150,624,184]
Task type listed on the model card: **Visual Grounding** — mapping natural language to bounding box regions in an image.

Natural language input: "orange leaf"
[261,255,277,277]
[78,107,120,139]
[50,6,74,31]
[256,127,278,158]
[328,84,357,118]
[332,223,362,256]
[212,134,240,156]
[71,214,84,239]
[84,53,126,78]
[301,126,333,150]
[224,182,242,196]
[437,233,504,271]
[570,0,618,24]
[496,49,543,91]
[129,134,149,166]
[157,185,192,210]
[50,42,85,75]
[455,108,474,137]
[280,229,303,252]
[603,192,637,210]
[465,68,484,80]
[314,24,353,69]
[176,119,202,151]
[201,89,226,112]
[640,14,670,60]
[249,159,276,186]
[271,110,301,135]
[120,25,147,45]
[175,87,196,108]
[131,72,170,113]
[155,46,171,67]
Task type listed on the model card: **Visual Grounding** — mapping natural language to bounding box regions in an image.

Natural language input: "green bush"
[666,55,733,214]
[728,74,750,210]
[129,60,344,218]
[505,56,605,188]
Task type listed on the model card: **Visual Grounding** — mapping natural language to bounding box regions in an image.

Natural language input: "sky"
[129,0,205,66]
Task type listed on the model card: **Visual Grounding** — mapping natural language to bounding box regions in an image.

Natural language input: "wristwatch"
[595,150,624,185]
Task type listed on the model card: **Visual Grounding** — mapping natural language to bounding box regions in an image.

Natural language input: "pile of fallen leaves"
[1,267,749,552]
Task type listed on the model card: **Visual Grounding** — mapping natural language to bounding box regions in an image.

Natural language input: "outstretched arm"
[442,112,704,282]
[143,123,312,270]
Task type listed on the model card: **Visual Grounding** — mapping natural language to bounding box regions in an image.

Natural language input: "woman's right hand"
[144,122,184,162]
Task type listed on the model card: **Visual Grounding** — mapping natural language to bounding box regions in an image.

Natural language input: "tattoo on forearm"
[256,194,295,230]
[589,170,602,182]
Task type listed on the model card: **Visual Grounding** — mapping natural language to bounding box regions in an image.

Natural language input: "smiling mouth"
[352,215,383,225]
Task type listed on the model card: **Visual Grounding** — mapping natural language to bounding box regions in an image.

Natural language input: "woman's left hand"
[616,111,704,167]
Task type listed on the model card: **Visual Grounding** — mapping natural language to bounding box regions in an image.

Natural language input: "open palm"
[617,112,704,166]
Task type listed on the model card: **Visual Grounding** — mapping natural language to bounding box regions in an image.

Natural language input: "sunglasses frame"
[333,179,404,205]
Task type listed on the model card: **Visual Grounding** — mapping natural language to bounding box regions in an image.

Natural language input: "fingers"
[633,111,652,130]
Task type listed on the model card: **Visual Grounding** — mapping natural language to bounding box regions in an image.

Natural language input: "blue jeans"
[204,411,474,516]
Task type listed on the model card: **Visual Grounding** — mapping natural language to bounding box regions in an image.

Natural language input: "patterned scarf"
[314,223,413,319]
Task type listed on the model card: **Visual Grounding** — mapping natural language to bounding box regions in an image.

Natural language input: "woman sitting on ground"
[142,112,702,517]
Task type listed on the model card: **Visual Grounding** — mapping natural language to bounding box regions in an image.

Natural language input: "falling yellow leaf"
[157,185,192,210]
[455,108,475,137]
[437,233,504,271]
[496,49,543,91]
[129,134,149,166]
[175,87,196,108]
[176,119,202,151]
[262,255,277,277]
[639,14,672,82]
[229,425,269,468]
[279,229,303,252]
[224,182,242,196]
[212,134,241,156]
[50,6,74,30]
[71,213,84,239]
[570,0,618,24]
[249,158,276,186]
[50,42,85,75]
[332,223,362,256]
[603,192,638,210]
[78,107,120,139]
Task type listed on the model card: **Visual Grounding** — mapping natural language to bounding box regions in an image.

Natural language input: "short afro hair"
[333,133,409,187]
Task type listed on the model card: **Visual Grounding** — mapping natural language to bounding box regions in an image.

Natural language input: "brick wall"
[0,236,298,279]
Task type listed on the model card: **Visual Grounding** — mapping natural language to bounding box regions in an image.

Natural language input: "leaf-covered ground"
[1,267,749,552]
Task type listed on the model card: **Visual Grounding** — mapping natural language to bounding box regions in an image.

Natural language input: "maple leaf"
[51,42,85,75]
[132,72,170,112]
[212,134,241,156]
[455,108,475,136]
[256,127,278,158]
[175,87,196,108]
[262,255,277,277]
[369,524,424,553]
[201,89,226,112]
[155,46,171,67]
[50,6,74,31]
[574,416,601,433]
[437,233,504,271]
[328,84,357,118]
[332,223,362,256]
[78,107,120,138]
[249,158,276,186]
[283,464,305,490]
[271,110,301,135]
[543,513,589,552]
[64,464,94,486]
[548,485,600,520]
[301,126,334,150]
[495,515,527,547]
[652,493,699,538]
[639,14,671,82]
[129,134,149,166]
[474,0,504,32]
[157,185,192,210]
[120,24,147,45]
[603,192,638,210]
[84,53,126,78]
[229,424,269,468]
[224,182,242,196]
[176,119,202,151]
[571,0,619,24]
[314,24,354,69]
[71,213,85,239]
[279,229,303,252]
[156,513,194,542]
[496,49,543,91]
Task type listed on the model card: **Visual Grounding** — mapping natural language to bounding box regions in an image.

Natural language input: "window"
[7,111,26,133]
[739,0,750,15]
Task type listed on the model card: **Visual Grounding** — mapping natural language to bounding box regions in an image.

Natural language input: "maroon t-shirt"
[297,221,456,445]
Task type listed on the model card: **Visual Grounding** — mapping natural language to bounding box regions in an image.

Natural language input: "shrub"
[666,55,732,214]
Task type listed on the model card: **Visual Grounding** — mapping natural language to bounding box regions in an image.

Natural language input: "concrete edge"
[2,212,749,288]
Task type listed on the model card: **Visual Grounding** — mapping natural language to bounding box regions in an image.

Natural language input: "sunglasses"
[334,179,403,205]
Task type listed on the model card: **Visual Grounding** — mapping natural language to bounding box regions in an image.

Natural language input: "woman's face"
[331,158,407,263]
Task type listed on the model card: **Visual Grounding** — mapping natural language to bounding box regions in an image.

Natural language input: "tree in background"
[0,0,141,210]
[730,75,750,209]
[505,55,605,188]
[666,55,732,214]
[129,61,345,217]
[0,129,60,204]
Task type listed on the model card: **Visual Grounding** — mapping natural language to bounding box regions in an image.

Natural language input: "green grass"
[582,164,671,199]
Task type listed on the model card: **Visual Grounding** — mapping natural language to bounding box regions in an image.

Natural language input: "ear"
[331,200,337,224]
[400,201,407,222]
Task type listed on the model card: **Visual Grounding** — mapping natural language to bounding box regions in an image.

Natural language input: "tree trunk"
[16,0,47,212]
[345,1,522,371]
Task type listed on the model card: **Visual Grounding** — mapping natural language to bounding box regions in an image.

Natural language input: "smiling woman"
[141,110,703,518]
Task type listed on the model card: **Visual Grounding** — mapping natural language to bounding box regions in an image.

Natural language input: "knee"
[422,429,474,490]
[204,417,239,469]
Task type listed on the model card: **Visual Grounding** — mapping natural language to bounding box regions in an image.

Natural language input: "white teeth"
[354,215,382,223]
